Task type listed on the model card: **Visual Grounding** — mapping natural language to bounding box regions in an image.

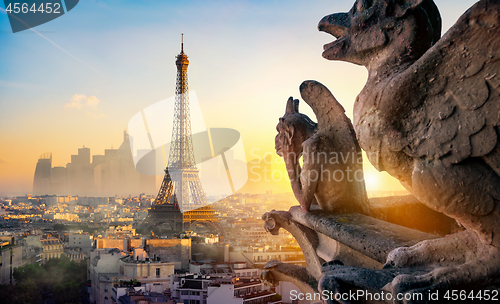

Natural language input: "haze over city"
[0,0,477,197]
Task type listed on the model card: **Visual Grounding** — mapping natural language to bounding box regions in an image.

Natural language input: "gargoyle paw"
[384,273,439,304]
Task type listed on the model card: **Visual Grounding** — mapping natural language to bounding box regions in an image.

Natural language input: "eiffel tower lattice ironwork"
[144,35,222,234]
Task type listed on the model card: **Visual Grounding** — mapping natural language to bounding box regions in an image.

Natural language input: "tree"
[12,279,42,304]
[54,280,80,304]
[13,263,47,289]
[0,279,42,304]
[11,256,87,303]
[53,223,67,231]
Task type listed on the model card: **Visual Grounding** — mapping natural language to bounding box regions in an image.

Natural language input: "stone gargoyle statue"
[275,81,370,215]
[262,0,500,302]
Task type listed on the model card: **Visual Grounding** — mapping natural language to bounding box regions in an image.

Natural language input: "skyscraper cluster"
[32,131,156,196]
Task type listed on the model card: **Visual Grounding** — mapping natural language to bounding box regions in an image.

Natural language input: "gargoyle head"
[319,0,441,67]
[275,97,317,157]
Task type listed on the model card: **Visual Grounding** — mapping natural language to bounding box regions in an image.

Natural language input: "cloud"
[65,94,85,109]
[65,94,105,119]
[86,96,100,107]
[65,94,100,109]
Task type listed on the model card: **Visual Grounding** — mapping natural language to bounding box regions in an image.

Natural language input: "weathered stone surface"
[263,209,325,280]
[264,0,500,301]
[319,0,500,246]
[321,230,500,303]
[262,206,448,302]
[261,260,318,295]
[314,0,500,300]
[288,207,438,264]
[275,81,370,215]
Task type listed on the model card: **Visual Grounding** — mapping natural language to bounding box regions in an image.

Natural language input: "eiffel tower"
[143,36,222,234]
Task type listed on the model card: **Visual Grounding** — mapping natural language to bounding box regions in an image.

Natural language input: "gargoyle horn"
[285,97,299,115]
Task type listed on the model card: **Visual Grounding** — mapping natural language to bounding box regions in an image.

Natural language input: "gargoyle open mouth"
[323,39,341,52]
[318,12,349,59]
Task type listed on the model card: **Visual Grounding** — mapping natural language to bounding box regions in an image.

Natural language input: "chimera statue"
[263,0,500,302]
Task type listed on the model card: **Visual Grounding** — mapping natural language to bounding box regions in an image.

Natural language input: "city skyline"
[32,131,157,197]
[0,0,478,196]
[30,130,293,198]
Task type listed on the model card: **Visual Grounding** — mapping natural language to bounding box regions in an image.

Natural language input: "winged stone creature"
[275,81,370,215]
[317,0,500,299]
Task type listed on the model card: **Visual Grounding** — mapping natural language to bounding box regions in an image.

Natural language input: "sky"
[0,0,479,197]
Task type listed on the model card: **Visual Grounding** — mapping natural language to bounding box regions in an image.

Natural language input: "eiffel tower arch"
[142,36,224,236]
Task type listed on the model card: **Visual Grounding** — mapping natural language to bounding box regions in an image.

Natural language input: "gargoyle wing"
[401,0,500,170]
[299,80,360,155]
[393,0,500,221]
[300,80,369,213]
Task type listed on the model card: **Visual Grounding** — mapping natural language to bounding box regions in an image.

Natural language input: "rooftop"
[117,291,172,304]
[120,255,173,265]
[241,290,276,300]
[179,280,202,290]
[234,281,262,289]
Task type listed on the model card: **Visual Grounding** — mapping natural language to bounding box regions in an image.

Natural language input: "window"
[156,268,160,277]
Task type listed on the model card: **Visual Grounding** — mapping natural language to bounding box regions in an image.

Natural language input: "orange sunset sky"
[0,0,478,197]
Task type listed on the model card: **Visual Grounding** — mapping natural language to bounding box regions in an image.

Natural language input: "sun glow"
[364,172,380,191]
